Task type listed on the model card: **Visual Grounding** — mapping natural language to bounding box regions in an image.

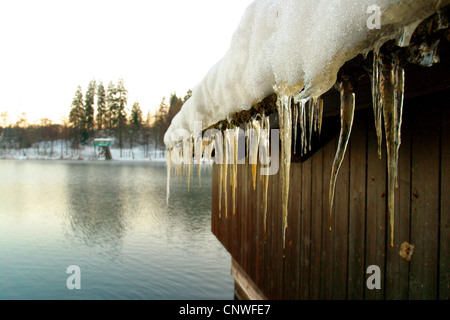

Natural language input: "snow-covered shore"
[0,144,167,162]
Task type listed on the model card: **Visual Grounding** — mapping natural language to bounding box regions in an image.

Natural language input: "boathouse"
[165,1,449,300]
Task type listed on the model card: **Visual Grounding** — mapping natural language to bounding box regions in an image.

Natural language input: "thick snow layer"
[164,0,445,148]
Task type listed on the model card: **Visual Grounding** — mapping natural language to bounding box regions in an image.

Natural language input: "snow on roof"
[164,0,445,148]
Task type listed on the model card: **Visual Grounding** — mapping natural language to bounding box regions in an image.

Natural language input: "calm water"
[0,160,233,300]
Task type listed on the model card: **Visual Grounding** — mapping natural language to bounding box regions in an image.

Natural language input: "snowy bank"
[0,142,167,162]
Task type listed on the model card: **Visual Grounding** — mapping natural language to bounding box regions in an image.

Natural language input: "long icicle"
[187,135,193,192]
[218,164,223,218]
[372,50,384,159]
[300,100,307,156]
[277,95,292,249]
[250,118,261,190]
[381,53,405,248]
[329,79,355,230]
[293,103,299,154]
[318,98,324,135]
[262,115,271,241]
[195,136,202,187]
[308,99,315,151]
[223,129,230,219]
[166,148,172,206]
[232,126,239,215]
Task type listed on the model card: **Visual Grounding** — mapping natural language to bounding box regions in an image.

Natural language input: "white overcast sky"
[0,0,254,124]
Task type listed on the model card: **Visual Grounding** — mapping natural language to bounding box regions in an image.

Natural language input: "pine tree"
[106,81,118,130]
[129,101,143,158]
[96,81,107,132]
[85,79,96,142]
[168,93,183,124]
[153,97,169,152]
[107,79,128,157]
[69,86,85,148]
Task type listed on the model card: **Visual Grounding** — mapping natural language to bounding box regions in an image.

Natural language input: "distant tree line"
[0,79,190,158]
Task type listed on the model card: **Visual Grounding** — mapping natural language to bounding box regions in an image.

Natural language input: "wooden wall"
[211,90,449,300]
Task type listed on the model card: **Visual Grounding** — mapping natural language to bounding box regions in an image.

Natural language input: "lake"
[0,160,234,300]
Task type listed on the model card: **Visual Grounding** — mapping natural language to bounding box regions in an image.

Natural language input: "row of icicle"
[167,49,406,249]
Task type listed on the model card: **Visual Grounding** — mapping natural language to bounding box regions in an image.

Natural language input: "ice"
[249,118,261,190]
[223,129,230,219]
[329,80,356,230]
[166,149,172,206]
[299,99,307,156]
[195,135,203,187]
[164,0,441,149]
[231,127,239,216]
[276,93,292,248]
[380,52,405,248]
[308,99,315,151]
[162,0,444,247]
[261,115,271,240]
[185,136,193,192]
[293,102,299,154]
[218,162,223,218]
[371,50,384,159]
[314,98,324,135]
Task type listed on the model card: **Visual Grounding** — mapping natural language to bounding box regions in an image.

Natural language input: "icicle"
[277,95,292,248]
[313,97,324,136]
[329,79,355,230]
[166,148,172,206]
[293,102,299,154]
[408,40,441,67]
[372,49,384,159]
[223,129,230,219]
[186,135,193,192]
[298,99,307,156]
[195,135,202,187]
[381,53,405,248]
[262,115,271,241]
[218,163,223,218]
[174,144,183,181]
[308,99,315,151]
[250,118,261,190]
[436,0,449,30]
[231,127,239,216]
[206,136,215,168]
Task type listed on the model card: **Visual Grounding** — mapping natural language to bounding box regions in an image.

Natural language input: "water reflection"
[65,163,126,254]
[0,160,233,300]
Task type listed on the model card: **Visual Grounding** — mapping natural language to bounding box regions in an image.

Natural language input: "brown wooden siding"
[211,90,449,300]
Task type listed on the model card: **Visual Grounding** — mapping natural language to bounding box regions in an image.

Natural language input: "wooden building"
[210,18,449,300]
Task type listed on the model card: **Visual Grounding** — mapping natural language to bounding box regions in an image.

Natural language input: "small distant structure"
[93,138,112,160]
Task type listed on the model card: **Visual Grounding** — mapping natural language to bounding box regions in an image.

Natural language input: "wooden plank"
[440,99,450,300]
[223,164,231,254]
[247,163,258,284]
[385,105,412,300]
[254,164,263,289]
[283,162,301,299]
[365,122,387,300]
[347,111,367,300]
[232,164,242,268]
[264,165,277,298]
[320,135,337,299]
[273,157,283,300]
[300,159,312,299]
[232,258,268,300]
[409,101,440,300]
[211,164,218,237]
[310,148,323,300]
